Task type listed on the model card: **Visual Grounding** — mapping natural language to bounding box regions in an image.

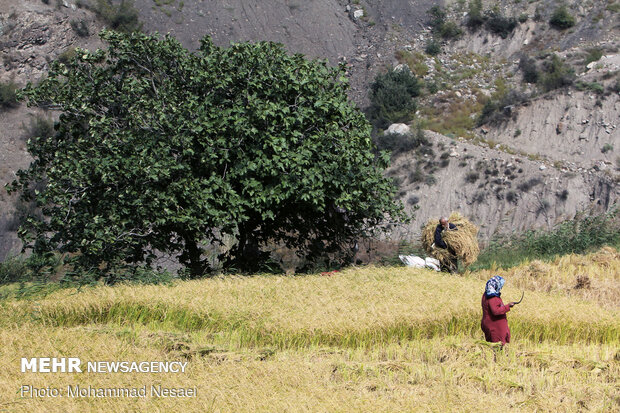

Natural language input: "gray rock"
[386,123,410,135]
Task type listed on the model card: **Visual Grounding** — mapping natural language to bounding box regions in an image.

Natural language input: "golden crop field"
[0,248,618,412]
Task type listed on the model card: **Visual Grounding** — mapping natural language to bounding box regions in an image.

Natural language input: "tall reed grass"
[472,208,620,270]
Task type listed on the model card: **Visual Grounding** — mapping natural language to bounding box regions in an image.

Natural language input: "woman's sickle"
[514,291,524,305]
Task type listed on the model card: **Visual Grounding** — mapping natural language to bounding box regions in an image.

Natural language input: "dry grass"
[0,249,619,411]
[470,246,620,307]
[0,327,617,412]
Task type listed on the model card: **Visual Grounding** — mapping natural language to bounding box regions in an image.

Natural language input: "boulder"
[386,123,410,135]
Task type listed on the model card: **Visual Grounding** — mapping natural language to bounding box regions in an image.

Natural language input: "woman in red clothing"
[481,275,515,345]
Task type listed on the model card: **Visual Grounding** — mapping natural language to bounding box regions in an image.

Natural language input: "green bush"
[0,80,19,109]
[539,54,575,92]
[70,19,90,37]
[427,6,462,39]
[439,21,463,39]
[375,126,428,158]
[466,0,484,29]
[426,81,439,94]
[477,89,528,126]
[465,171,479,183]
[0,256,30,284]
[484,9,518,38]
[367,69,421,129]
[519,55,539,83]
[549,5,575,29]
[576,81,604,94]
[89,0,142,33]
[57,48,78,64]
[584,48,603,67]
[425,39,441,56]
[601,143,613,153]
[427,5,447,31]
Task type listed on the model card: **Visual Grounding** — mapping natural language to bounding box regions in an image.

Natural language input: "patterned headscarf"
[485,275,505,298]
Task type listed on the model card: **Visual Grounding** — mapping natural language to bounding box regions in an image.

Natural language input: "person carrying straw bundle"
[421,212,480,273]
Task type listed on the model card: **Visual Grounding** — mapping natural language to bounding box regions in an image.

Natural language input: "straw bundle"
[421,212,480,269]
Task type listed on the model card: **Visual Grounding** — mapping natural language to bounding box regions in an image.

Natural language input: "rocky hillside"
[0,0,618,260]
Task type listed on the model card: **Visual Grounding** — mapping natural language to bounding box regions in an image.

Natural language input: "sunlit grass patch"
[2,266,618,347]
[0,248,618,411]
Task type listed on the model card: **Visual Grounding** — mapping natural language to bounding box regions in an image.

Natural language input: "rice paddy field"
[0,247,618,412]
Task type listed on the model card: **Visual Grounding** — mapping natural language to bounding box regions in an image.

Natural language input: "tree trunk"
[180,232,207,278]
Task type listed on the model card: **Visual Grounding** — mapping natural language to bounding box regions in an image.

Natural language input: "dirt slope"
[0,0,618,260]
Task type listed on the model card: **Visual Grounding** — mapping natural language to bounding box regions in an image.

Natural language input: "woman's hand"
[508,302,515,307]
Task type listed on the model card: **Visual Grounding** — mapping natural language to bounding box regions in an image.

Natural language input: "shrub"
[519,55,539,83]
[408,167,425,183]
[88,0,142,33]
[0,256,30,284]
[473,191,486,203]
[549,5,575,29]
[465,171,479,183]
[0,80,19,109]
[407,195,420,205]
[375,126,429,158]
[584,48,603,67]
[477,89,528,126]
[57,48,78,64]
[466,0,484,29]
[506,190,518,204]
[517,177,542,192]
[426,81,439,94]
[367,69,421,129]
[427,6,447,31]
[556,189,569,201]
[440,21,463,39]
[539,54,575,92]
[23,114,54,142]
[427,6,462,39]
[425,39,441,56]
[395,50,429,77]
[70,19,90,37]
[375,132,415,157]
[534,5,544,22]
[518,13,529,23]
[601,143,613,153]
[576,81,604,94]
[484,9,518,39]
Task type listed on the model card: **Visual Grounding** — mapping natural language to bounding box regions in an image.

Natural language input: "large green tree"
[11,30,406,280]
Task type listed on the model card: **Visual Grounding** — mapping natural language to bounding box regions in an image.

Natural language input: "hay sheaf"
[421,212,480,268]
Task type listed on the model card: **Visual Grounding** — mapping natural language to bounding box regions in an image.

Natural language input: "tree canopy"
[12,30,407,280]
